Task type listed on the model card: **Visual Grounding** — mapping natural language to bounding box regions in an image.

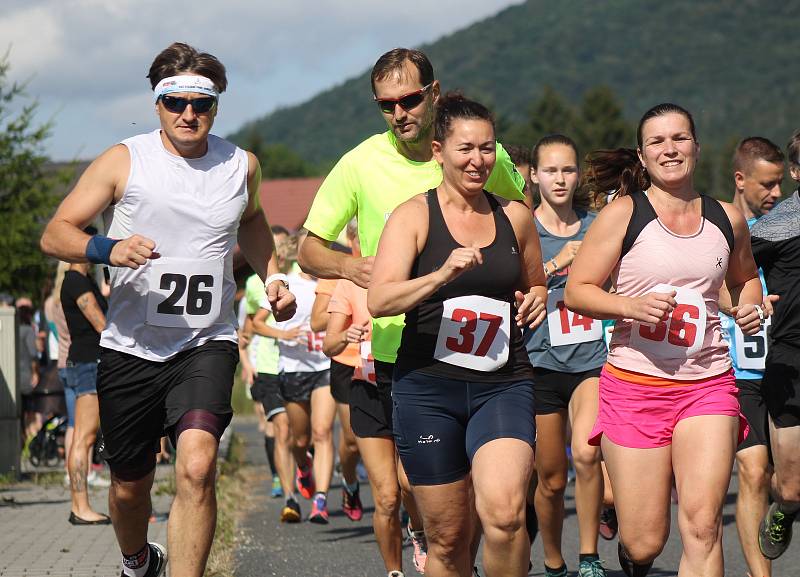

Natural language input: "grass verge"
[205,430,248,577]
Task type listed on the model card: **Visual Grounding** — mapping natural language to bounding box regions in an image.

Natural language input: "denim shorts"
[61,361,99,427]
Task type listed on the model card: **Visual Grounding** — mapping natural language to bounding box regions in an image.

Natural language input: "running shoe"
[599,507,618,540]
[388,572,405,577]
[407,520,428,574]
[544,564,568,577]
[295,457,315,500]
[759,501,796,560]
[342,484,364,521]
[578,558,606,577]
[118,543,167,577]
[271,475,283,498]
[308,494,329,524]
[280,497,301,523]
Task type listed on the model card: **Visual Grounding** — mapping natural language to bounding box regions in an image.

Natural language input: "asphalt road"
[232,418,799,577]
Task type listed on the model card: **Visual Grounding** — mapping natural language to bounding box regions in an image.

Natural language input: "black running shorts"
[279,370,329,403]
[349,359,393,438]
[736,378,769,451]
[97,340,238,470]
[532,366,602,415]
[762,344,800,428]
[251,372,286,420]
[330,359,354,404]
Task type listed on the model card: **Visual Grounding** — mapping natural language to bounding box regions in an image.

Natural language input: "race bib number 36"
[434,295,510,372]
[547,288,602,346]
[146,258,224,329]
[629,284,706,360]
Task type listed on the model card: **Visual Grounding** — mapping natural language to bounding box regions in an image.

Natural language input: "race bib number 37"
[629,284,707,360]
[146,258,224,329]
[433,295,510,372]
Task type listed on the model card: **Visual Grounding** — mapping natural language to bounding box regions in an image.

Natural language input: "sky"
[1,0,522,161]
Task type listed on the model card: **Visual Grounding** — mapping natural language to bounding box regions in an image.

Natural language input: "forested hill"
[229,0,799,167]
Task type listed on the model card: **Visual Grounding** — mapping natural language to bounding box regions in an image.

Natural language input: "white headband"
[153,75,218,102]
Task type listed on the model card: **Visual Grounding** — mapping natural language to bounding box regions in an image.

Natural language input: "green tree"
[0,55,70,301]
[575,86,633,155]
[242,129,316,179]
[504,86,576,148]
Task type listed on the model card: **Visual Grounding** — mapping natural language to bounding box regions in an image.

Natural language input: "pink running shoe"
[407,521,428,574]
[342,484,364,522]
[295,455,315,500]
[308,493,329,524]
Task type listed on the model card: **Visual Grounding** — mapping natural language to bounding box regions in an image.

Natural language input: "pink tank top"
[607,191,733,380]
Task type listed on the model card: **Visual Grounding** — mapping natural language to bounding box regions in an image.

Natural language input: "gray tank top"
[524,209,607,372]
[100,130,249,361]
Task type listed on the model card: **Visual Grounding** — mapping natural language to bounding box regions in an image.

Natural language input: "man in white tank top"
[41,42,295,577]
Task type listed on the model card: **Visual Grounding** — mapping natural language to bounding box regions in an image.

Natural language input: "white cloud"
[1,0,523,159]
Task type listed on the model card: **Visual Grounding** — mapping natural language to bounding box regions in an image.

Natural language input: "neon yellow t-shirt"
[303,130,525,363]
[245,274,279,375]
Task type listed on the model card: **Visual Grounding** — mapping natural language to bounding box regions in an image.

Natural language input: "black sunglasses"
[159,95,217,114]
[374,83,432,114]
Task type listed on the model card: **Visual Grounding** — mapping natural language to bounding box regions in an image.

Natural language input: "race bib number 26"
[146,258,224,329]
[433,295,510,372]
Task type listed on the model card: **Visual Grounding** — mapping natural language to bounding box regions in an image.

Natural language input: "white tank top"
[100,130,249,361]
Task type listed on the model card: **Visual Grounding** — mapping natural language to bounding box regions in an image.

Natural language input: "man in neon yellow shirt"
[299,47,524,577]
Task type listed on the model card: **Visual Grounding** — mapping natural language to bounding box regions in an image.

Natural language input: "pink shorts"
[588,365,749,449]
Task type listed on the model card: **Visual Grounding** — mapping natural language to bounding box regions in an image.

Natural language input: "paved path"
[0,467,172,577]
[233,418,800,577]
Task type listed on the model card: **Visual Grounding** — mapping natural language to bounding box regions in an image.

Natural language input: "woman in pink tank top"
[564,103,764,577]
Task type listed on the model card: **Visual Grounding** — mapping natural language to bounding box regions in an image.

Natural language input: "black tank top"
[396,189,534,382]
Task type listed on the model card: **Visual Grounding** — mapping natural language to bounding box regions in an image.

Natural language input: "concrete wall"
[0,307,20,476]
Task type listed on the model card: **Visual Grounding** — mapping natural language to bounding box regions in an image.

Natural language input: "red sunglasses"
[374,83,433,114]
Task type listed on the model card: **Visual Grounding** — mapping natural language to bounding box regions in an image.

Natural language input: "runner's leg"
[69,393,104,520]
[337,402,360,486]
[736,445,772,577]
[568,377,603,556]
[672,415,737,577]
[600,437,671,565]
[356,435,403,572]
[473,438,534,577]
[534,411,569,569]
[168,428,220,577]
[310,384,337,494]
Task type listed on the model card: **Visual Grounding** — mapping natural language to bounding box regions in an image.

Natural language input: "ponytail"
[583,148,649,203]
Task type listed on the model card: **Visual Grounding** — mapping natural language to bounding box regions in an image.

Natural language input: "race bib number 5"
[734,316,771,371]
[146,258,224,329]
[434,295,510,372]
[547,288,602,346]
[629,284,707,359]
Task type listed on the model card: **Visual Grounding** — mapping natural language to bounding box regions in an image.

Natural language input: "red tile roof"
[259,176,325,230]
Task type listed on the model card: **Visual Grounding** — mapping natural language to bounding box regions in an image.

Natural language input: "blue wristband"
[85,235,120,265]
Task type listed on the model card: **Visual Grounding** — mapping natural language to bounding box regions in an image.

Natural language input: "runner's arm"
[504,199,547,327]
[311,291,332,333]
[75,291,106,334]
[322,311,353,358]
[299,234,374,288]
[252,307,291,339]
[40,145,133,262]
[723,204,764,334]
[368,196,444,318]
[566,197,645,320]
[238,152,278,281]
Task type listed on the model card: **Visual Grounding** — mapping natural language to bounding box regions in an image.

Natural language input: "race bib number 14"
[434,295,510,372]
[146,258,224,329]
[546,288,602,346]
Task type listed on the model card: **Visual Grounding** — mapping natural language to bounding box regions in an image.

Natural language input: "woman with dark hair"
[565,103,764,577]
[369,93,547,577]
[525,134,608,577]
